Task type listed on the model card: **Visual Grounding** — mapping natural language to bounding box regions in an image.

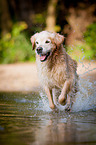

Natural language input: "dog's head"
[30,31,64,62]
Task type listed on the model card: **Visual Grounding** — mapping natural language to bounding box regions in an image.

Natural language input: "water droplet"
[82,55,85,60]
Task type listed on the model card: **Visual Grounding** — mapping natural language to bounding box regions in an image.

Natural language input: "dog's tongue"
[40,55,46,61]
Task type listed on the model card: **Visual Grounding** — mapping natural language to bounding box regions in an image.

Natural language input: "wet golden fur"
[31,31,78,110]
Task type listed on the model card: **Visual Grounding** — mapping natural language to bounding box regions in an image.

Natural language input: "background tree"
[0,0,12,37]
[46,0,58,32]
[0,0,96,63]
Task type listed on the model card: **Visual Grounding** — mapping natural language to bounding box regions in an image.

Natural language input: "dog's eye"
[36,41,39,44]
[45,40,50,44]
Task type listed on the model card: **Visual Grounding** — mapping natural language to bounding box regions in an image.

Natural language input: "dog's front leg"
[44,87,55,109]
[58,80,71,105]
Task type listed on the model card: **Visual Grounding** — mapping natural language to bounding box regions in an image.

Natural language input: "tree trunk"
[0,0,12,37]
[46,0,58,32]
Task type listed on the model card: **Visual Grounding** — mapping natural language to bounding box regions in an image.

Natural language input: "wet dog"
[31,31,78,111]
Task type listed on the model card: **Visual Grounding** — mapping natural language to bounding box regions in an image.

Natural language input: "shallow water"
[0,91,96,145]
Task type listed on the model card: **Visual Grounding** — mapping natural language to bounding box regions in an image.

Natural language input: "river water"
[0,79,96,145]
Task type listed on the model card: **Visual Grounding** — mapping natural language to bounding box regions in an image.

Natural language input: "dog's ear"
[30,33,38,50]
[54,33,64,47]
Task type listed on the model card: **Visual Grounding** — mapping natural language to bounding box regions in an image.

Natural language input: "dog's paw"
[58,95,66,105]
[49,104,56,109]
[65,104,71,112]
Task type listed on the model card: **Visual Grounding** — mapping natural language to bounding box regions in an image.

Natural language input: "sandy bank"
[0,61,96,92]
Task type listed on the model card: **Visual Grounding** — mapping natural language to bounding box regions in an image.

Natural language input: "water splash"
[40,77,96,112]
[72,77,96,112]
[38,92,52,112]
[78,58,96,77]
[39,60,96,112]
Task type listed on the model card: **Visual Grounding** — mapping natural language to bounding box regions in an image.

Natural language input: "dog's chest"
[37,63,54,86]
[37,61,66,88]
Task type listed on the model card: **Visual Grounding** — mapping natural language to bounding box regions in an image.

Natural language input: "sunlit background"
[0,0,96,64]
[0,1,96,145]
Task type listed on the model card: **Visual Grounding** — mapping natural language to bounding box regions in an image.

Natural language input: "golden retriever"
[31,31,78,111]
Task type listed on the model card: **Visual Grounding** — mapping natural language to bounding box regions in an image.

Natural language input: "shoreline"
[0,61,96,92]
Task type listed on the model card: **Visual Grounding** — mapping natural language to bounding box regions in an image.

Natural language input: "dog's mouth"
[40,52,50,62]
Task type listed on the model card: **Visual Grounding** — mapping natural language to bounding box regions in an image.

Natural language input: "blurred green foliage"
[84,23,96,59]
[30,13,46,33]
[0,22,96,64]
[67,23,96,61]
[0,22,35,64]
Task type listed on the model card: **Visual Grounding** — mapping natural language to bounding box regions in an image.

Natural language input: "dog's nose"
[36,47,43,54]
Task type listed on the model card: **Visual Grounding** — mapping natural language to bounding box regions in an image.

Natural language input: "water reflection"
[0,92,96,145]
